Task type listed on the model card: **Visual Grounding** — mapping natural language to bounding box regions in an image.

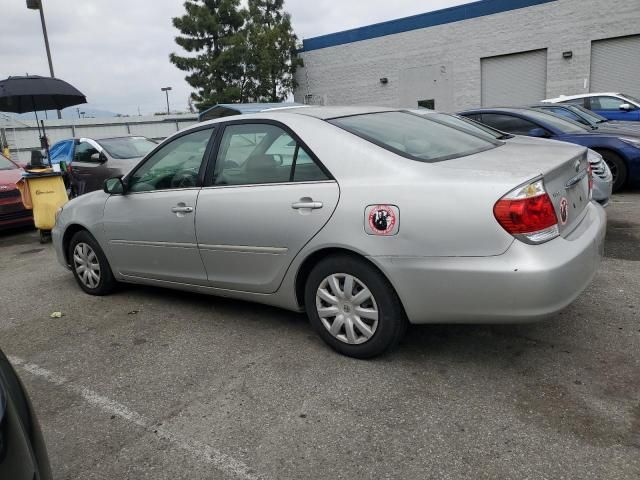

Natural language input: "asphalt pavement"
[1,193,639,480]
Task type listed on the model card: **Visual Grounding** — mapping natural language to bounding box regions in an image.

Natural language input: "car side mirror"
[104,177,125,195]
[90,151,108,163]
[528,127,549,138]
[619,103,634,111]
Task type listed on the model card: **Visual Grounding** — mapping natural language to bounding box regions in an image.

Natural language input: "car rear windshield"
[0,155,17,170]
[428,112,510,140]
[97,136,157,159]
[329,111,500,162]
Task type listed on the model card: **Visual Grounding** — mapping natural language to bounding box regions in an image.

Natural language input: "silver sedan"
[52,107,606,358]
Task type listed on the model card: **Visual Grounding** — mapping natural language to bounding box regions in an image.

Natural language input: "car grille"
[589,155,608,180]
[0,189,20,199]
[0,210,32,221]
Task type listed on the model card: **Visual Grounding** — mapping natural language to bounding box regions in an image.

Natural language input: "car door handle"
[171,206,194,213]
[291,201,323,210]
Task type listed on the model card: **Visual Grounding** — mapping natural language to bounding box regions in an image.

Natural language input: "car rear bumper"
[370,202,606,324]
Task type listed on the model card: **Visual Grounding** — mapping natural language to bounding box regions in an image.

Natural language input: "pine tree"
[244,0,301,102]
[170,0,246,110]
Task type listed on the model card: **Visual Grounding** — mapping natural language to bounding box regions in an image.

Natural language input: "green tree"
[170,0,246,110]
[244,0,301,102]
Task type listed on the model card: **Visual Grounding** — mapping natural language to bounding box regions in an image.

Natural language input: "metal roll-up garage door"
[591,35,640,98]
[481,49,548,107]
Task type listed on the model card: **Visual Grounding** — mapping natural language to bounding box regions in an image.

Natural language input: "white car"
[542,93,640,122]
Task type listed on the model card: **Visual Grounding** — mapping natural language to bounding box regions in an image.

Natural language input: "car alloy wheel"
[315,273,379,345]
[73,242,101,289]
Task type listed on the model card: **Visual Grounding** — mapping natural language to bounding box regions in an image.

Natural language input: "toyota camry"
[52,107,606,358]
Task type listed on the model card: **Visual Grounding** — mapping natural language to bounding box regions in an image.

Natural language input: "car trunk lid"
[439,140,591,238]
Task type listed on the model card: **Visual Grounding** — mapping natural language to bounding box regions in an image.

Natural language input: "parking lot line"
[9,356,264,480]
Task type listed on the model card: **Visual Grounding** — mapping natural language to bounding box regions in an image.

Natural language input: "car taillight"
[493,179,559,244]
[587,162,593,196]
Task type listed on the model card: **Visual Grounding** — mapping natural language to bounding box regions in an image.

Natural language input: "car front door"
[589,96,640,121]
[195,121,339,294]
[70,139,110,194]
[102,127,215,285]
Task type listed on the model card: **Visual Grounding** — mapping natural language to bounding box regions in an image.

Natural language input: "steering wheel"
[171,170,198,189]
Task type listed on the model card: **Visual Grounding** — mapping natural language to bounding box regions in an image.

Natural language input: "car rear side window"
[560,97,587,107]
[330,112,498,162]
[469,114,540,136]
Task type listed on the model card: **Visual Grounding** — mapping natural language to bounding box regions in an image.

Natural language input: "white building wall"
[295,0,640,111]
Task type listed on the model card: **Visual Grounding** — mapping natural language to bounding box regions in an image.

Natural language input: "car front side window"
[591,96,628,110]
[213,123,328,186]
[128,128,213,193]
[74,141,98,162]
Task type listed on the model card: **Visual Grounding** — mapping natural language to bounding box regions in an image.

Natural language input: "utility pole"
[161,87,172,115]
[26,0,62,119]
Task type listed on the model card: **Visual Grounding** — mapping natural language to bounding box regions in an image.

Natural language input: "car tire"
[304,255,407,359]
[598,150,627,193]
[68,230,116,296]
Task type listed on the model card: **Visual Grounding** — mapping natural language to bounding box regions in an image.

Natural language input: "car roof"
[270,105,397,120]
[543,92,622,102]
[461,107,541,115]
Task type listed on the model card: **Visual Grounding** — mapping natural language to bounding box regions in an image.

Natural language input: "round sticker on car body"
[559,197,569,225]
[365,205,400,236]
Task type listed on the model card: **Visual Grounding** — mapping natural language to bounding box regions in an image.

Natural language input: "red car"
[0,153,33,230]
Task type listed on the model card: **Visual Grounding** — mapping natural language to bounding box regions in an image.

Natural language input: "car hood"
[591,125,640,138]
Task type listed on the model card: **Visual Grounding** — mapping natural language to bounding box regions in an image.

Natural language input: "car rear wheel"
[304,255,407,358]
[599,150,627,193]
[68,230,116,296]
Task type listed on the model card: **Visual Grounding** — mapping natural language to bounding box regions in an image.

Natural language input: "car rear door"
[195,121,339,294]
[102,127,216,285]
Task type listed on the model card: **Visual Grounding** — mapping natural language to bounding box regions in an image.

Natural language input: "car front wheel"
[599,150,627,193]
[68,230,116,296]
[304,255,407,359]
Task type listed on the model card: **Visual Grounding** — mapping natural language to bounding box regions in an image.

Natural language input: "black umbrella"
[0,75,87,165]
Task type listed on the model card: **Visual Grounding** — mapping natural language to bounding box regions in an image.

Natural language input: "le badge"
[365,205,400,236]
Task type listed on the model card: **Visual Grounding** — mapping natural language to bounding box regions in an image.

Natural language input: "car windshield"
[330,111,499,162]
[569,105,609,123]
[520,109,588,134]
[0,155,17,170]
[621,93,640,105]
[97,137,157,159]
[425,112,510,140]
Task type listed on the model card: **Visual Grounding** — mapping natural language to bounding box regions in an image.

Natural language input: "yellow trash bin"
[17,172,68,239]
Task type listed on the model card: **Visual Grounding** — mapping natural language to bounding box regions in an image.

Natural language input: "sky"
[1,0,470,116]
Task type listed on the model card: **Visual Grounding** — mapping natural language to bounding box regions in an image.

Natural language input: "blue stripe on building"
[301,0,557,52]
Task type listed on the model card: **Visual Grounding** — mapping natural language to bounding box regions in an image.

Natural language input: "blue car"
[459,107,640,192]
[543,93,640,122]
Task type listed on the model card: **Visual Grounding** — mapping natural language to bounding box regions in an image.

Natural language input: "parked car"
[0,348,53,480]
[49,136,157,195]
[53,107,606,358]
[0,153,33,230]
[542,93,640,122]
[459,107,640,192]
[411,109,612,206]
[530,103,640,133]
